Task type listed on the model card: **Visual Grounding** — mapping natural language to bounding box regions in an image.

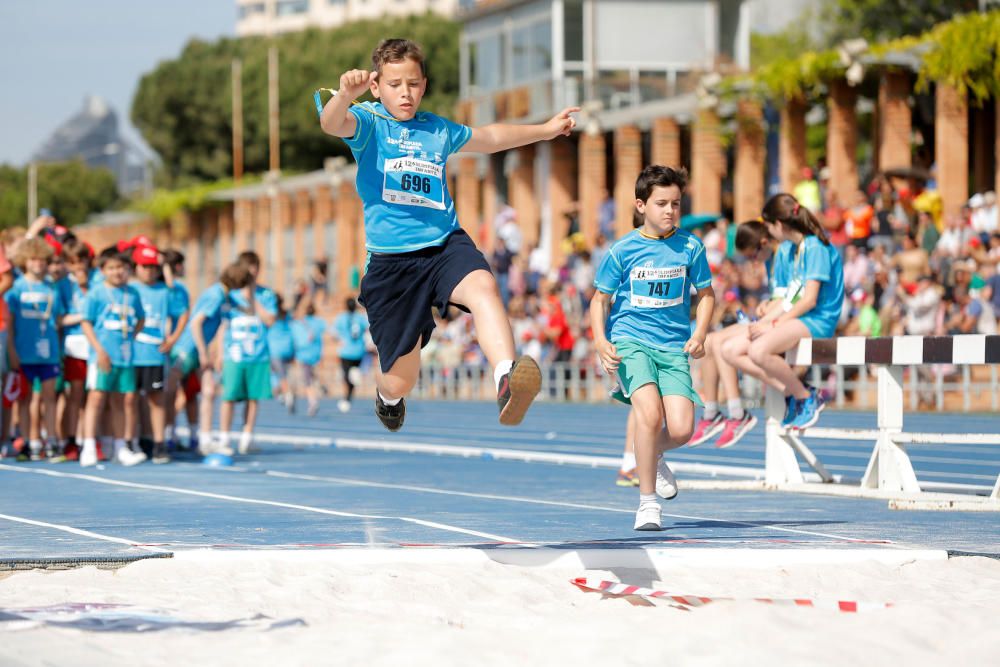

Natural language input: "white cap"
[969,193,985,208]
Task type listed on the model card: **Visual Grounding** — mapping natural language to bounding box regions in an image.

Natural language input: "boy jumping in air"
[319,38,577,431]
[590,166,715,531]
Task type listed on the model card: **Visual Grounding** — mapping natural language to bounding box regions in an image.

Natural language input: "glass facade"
[275,0,309,16]
[512,19,551,83]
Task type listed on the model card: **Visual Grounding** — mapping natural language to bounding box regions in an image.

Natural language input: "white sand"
[1,552,998,666]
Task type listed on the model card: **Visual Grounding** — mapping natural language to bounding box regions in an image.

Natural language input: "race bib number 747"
[630,266,686,308]
[382,157,445,210]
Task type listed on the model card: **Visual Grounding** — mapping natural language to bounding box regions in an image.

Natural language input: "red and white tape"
[571,577,892,613]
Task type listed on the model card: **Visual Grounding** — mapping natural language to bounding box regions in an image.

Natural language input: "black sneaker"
[497,355,542,426]
[375,393,405,432]
[152,441,171,464]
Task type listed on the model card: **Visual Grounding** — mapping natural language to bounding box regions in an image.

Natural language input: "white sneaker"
[215,442,235,456]
[347,367,362,386]
[80,447,98,468]
[634,503,662,531]
[237,434,256,455]
[337,399,351,413]
[656,458,678,500]
[118,448,146,467]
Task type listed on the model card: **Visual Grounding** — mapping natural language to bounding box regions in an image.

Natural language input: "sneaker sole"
[634,522,663,532]
[790,402,826,431]
[499,356,541,426]
[715,415,759,449]
[687,420,726,447]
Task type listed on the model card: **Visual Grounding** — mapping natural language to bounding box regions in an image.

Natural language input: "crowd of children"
[0,216,367,467]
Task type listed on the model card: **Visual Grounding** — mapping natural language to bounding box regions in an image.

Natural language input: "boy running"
[319,38,576,430]
[590,166,715,531]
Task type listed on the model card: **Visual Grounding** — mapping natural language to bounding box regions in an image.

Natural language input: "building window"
[238,2,266,19]
[512,19,552,84]
[563,0,584,63]
[471,32,504,93]
[276,0,309,16]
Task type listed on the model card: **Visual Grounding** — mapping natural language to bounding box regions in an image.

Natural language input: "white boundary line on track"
[0,464,520,544]
[0,512,169,554]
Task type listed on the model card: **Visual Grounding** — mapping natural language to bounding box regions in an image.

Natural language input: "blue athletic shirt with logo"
[268,314,294,361]
[62,277,88,338]
[788,235,845,339]
[769,240,795,299]
[173,283,233,358]
[223,285,278,364]
[593,229,713,352]
[344,101,472,253]
[331,311,369,361]
[170,279,190,326]
[83,284,145,367]
[5,276,65,364]
[291,316,327,366]
[132,281,186,367]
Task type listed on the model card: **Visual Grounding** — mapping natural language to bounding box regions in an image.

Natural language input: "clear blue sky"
[0,0,235,165]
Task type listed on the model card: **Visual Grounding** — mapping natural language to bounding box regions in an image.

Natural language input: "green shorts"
[222,361,272,402]
[611,339,703,407]
[86,364,137,393]
[171,349,199,377]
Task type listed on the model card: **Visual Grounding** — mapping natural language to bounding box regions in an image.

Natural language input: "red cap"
[43,235,63,257]
[116,239,136,252]
[132,244,160,266]
[131,235,153,247]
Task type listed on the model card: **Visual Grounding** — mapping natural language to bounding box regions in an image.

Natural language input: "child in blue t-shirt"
[59,240,97,462]
[590,166,716,531]
[330,296,369,413]
[267,297,296,412]
[724,193,845,431]
[319,38,578,432]
[291,302,327,417]
[79,246,145,467]
[5,237,66,460]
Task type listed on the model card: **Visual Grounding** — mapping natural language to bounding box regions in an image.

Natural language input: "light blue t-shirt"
[344,101,472,253]
[594,229,714,351]
[83,283,145,367]
[62,276,88,338]
[223,285,278,364]
[331,311,368,361]
[769,240,795,299]
[291,316,327,366]
[789,235,845,339]
[173,283,233,357]
[170,280,190,327]
[268,315,295,361]
[5,276,65,365]
[54,276,74,339]
[132,281,186,367]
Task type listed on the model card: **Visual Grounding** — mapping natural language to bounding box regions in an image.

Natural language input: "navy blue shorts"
[21,363,61,383]
[360,229,491,373]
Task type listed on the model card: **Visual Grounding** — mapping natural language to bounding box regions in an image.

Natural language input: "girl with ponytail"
[721,193,844,430]
[690,218,794,448]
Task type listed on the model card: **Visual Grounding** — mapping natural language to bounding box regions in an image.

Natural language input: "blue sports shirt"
[344,101,472,253]
[173,283,233,357]
[132,281,186,367]
[291,316,326,366]
[593,229,714,351]
[268,315,295,361]
[769,240,795,299]
[5,276,64,364]
[223,285,278,364]
[83,283,145,367]
[788,235,845,339]
[331,312,368,361]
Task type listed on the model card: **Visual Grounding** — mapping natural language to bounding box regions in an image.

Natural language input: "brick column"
[453,155,481,242]
[233,199,252,255]
[509,146,539,249]
[548,137,577,269]
[313,184,332,262]
[578,132,607,245]
[254,196,270,283]
[692,109,724,214]
[293,190,311,287]
[218,205,234,266]
[734,100,765,223]
[337,180,364,295]
[878,71,912,171]
[827,80,859,206]
[481,159,497,254]
[780,97,808,192]
[936,83,969,218]
[651,117,682,168]
[614,125,643,239]
[972,106,992,194]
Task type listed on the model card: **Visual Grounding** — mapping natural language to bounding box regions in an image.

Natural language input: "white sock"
[82,437,97,453]
[29,439,42,454]
[493,359,514,391]
[378,391,401,407]
[727,398,745,420]
[239,431,253,448]
[703,401,719,419]
[621,451,637,472]
[639,493,658,507]
[218,431,231,448]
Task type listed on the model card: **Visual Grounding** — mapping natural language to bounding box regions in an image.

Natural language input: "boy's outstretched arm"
[462,107,579,154]
[320,69,378,138]
[684,285,716,359]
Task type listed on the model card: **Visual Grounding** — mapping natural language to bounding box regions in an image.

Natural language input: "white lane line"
[0,512,169,554]
[260,469,894,546]
[0,464,520,544]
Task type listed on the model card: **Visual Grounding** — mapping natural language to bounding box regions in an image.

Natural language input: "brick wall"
[734,99,765,223]
[827,80,859,206]
[936,83,969,218]
[779,97,807,192]
[614,125,643,239]
[651,117,681,168]
[878,71,912,171]
[691,109,724,214]
[578,132,606,246]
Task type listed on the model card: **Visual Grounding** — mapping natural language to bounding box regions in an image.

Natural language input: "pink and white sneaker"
[714,413,758,449]
[687,413,725,447]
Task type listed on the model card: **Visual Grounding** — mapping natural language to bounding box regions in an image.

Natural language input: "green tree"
[0,162,119,229]
[818,0,980,46]
[131,13,459,185]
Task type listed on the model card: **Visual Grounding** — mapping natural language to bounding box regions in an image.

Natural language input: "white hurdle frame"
[765,343,1000,507]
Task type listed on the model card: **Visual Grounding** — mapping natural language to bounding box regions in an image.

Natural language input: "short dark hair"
[98,244,130,269]
[635,165,688,203]
[162,248,185,270]
[220,262,252,291]
[372,39,426,77]
[237,251,260,270]
[62,239,93,264]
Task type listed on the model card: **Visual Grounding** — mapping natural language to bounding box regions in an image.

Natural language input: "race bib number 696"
[383,157,445,210]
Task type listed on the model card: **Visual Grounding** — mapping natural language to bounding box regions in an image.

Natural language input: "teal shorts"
[171,349,199,377]
[222,361,272,402]
[86,364,137,394]
[611,339,703,407]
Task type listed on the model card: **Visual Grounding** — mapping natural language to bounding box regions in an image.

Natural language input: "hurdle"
[764,335,1000,509]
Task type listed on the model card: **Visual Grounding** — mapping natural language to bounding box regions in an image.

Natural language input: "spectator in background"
[890,233,931,291]
[309,259,329,310]
[597,188,616,239]
[527,242,548,295]
[490,238,514,307]
[947,285,997,335]
[841,244,871,294]
[495,205,522,255]
[845,288,882,337]
[330,297,369,414]
[821,187,848,248]
[844,189,874,249]
[936,215,972,258]
[793,167,821,213]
